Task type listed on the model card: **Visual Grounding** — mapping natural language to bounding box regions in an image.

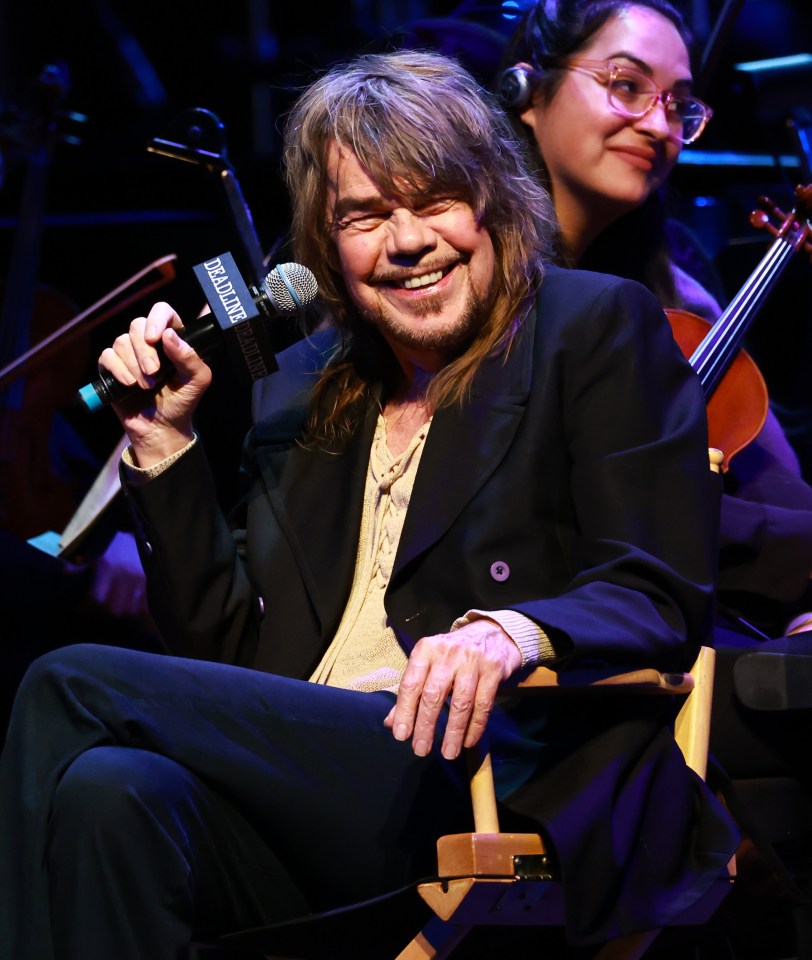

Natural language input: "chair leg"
[592,929,661,960]
[395,916,472,960]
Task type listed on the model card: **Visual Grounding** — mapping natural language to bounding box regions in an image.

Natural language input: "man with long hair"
[0,50,737,959]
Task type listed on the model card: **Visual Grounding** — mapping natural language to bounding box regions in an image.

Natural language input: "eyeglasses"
[553,58,713,145]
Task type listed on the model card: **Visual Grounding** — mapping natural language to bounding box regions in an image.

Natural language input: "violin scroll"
[749,184,812,259]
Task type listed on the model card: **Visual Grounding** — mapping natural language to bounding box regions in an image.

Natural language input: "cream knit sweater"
[310,414,550,692]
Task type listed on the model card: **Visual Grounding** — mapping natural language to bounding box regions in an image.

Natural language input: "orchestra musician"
[499,0,812,647]
[496,1,812,946]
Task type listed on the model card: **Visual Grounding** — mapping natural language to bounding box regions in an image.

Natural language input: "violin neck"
[0,149,51,411]
[689,226,802,399]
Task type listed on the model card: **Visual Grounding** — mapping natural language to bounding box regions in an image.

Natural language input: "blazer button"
[490,561,510,582]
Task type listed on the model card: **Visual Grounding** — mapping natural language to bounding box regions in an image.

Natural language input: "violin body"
[667,183,812,470]
[0,283,89,539]
[666,307,768,469]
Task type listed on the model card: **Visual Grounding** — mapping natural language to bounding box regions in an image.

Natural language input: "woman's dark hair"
[502,0,695,306]
[505,0,691,82]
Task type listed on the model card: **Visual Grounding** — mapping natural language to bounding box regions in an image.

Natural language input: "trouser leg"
[48,746,309,960]
[0,643,470,960]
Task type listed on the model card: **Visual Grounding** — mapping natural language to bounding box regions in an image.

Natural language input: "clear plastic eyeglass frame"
[558,58,713,144]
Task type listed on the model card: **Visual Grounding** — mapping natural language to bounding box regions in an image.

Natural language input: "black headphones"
[497,65,543,111]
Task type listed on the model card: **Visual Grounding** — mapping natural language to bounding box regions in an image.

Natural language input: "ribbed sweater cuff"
[122,435,198,484]
[451,608,555,667]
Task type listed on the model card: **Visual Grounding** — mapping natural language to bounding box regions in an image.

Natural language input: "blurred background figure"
[494,0,812,647]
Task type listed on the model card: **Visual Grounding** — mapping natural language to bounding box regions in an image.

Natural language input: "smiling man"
[327,143,497,371]
[0,50,738,960]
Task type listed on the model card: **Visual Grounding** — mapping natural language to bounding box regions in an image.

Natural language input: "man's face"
[326,143,497,370]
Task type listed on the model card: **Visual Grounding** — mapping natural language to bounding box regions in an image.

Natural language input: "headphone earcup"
[498,66,536,111]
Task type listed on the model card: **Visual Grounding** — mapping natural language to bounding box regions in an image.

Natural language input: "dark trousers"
[0,644,472,960]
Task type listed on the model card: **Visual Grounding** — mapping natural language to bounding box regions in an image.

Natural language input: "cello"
[666,184,812,470]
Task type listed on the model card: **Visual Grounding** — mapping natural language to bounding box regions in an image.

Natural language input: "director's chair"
[200,645,733,960]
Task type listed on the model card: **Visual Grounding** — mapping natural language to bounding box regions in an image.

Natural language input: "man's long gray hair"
[282,49,556,446]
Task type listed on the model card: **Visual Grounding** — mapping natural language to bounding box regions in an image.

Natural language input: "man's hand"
[383,619,522,760]
[97,301,212,468]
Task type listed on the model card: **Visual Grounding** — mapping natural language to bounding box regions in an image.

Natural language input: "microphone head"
[262,262,319,314]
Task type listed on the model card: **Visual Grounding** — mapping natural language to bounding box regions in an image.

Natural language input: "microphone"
[77,251,318,413]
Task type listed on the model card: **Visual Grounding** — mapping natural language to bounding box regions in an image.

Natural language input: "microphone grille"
[263,262,319,314]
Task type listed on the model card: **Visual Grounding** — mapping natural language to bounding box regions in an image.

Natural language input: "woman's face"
[520,5,692,251]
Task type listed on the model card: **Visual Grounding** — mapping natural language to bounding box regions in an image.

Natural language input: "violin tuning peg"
[749,209,770,230]
[751,195,791,237]
[750,208,782,238]
[795,185,812,222]
[759,195,786,219]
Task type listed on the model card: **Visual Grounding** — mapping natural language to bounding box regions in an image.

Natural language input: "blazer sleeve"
[717,436,812,633]
[121,439,263,666]
[509,275,718,671]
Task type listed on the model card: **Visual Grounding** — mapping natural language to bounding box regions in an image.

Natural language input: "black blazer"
[128,266,718,674]
[124,265,738,942]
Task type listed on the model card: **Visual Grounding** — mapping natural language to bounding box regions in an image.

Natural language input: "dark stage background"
[1,0,811,500]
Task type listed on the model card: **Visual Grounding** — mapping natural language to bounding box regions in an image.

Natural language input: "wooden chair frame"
[396,646,734,960]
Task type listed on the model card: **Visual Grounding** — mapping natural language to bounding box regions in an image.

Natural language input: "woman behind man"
[499,0,812,644]
[494,3,812,950]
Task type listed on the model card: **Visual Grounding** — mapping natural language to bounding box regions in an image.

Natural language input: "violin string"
[694,236,796,395]
[691,238,786,385]
[700,240,793,393]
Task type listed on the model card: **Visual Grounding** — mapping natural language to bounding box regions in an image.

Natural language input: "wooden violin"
[666,183,812,470]
[0,65,177,548]
[32,108,271,560]
[0,64,87,539]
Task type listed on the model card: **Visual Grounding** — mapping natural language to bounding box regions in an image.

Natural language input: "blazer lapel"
[253,403,377,634]
[393,305,537,576]
[251,297,538,626]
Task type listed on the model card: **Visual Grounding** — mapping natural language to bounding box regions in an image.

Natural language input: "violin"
[666,184,812,470]
[0,66,177,548]
[22,107,269,560]
[0,64,87,540]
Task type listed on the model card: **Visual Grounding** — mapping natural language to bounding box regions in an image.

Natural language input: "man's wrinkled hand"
[383,619,522,760]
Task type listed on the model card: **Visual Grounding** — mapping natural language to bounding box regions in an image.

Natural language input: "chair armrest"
[514,664,694,694]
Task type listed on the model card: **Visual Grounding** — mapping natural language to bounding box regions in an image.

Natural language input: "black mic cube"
[192,252,278,382]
